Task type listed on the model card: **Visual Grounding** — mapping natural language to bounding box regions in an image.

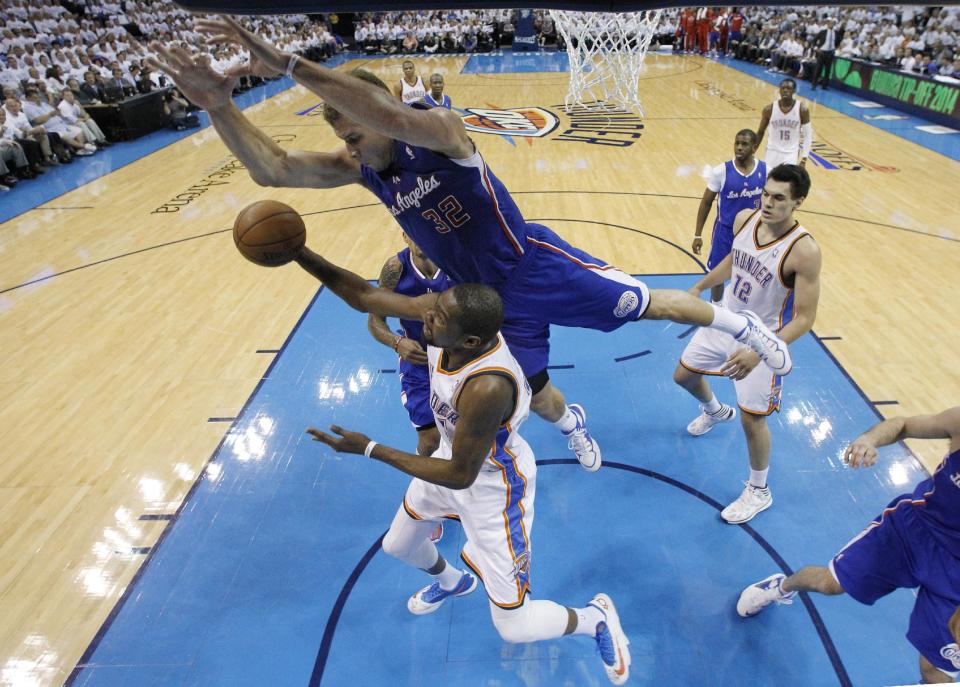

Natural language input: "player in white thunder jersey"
[301,255,633,685]
[394,59,426,104]
[756,78,812,169]
[673,164,822,525]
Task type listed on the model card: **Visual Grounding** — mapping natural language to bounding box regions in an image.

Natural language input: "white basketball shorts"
[680,325,784,415]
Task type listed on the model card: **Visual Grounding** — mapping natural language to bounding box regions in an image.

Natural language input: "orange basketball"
[233,200,306,267]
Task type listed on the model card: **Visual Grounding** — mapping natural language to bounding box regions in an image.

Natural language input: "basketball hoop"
[549,10,662,117]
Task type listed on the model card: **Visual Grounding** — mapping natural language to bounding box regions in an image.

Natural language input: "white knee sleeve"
[381,505,439,571]
[489,598,570,644]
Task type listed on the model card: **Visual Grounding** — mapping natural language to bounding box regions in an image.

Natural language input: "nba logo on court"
[461,107,560,138]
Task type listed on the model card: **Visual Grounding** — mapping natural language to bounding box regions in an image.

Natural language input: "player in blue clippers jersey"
[368,234,452,456]
[738,406,960,684]
[422,74,452,110]
[692,129,766,303]
[149,17,794,476]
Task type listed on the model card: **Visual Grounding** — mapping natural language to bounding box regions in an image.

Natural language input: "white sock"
[709,304,749,337]
[572,604,606,636]
[701,395,722,414]
[749,468,769,489]
[435,561,464,591]
[554,406,578,434]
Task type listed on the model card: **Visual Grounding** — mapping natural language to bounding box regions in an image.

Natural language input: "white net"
[549,10,662,117]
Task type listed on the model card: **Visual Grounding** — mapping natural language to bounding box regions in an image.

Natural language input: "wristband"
[285,53,301,78]
[392,335,403,352]
[363,440,378,458]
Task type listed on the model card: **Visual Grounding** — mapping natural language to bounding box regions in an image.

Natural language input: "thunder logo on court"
[459,104,645,146]
[460,107,560,138]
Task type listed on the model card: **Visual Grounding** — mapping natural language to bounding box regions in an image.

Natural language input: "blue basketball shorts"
[830,497,960,675]
[707,222,734,270]
[497,224,651,378]
[399,364,435,430]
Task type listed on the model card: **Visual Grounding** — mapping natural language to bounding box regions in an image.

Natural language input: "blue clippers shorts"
[830,497,960,675]
[497,224,651,378]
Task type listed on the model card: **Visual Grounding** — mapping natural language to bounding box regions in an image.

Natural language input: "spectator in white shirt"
[899,51,918,71]
[3,96,57,164]
[837,35,860,58]
[21,87,95,155]
[57,88,108,146]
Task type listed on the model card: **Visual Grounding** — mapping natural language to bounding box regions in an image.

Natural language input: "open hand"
[306,425,371,456]
[145,43,235,111]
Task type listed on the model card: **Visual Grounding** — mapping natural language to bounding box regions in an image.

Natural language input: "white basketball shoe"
[734,310,792,375]
[588,593,631,685]
[563,403,601,472]
[407,570,477,615]
[721,482,773,524]
[737,573,796,617]
[687,403,736,436]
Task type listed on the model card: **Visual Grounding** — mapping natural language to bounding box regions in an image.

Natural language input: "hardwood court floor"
[0,52,958,685]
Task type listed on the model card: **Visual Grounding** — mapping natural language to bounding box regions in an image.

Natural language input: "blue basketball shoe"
[589,593,631,685]
[407,570,477,615]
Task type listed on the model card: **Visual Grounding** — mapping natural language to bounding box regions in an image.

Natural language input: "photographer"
[163,87,199,130]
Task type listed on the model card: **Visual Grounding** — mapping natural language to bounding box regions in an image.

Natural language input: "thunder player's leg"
[488,596,632,686]
[381,495,476,611]
[675,322,779,523]
[673,332,737,437]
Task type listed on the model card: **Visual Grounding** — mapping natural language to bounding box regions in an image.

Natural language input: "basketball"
[233,200,306,267]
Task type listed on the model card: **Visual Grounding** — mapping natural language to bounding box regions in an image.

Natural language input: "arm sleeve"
[705,163,726,192]
[800,122,813,158]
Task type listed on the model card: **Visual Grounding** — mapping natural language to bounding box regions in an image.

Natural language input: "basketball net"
[549,10,662,117]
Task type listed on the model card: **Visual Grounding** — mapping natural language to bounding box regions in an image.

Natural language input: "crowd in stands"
[0,0,342,193]
[351,10,558,54]
[660,6,960,83]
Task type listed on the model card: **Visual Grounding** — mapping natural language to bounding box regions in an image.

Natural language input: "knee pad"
[490,603,538,644]
[380,526,408,559]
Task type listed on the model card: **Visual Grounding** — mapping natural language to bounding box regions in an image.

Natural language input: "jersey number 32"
[422,195,471,233]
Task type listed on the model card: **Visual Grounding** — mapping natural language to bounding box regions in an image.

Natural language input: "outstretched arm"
[308,375,514,489]
[844,406,960,467]
[296,246,436,320]
[197,17,473,159]
[146,43,361,189]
